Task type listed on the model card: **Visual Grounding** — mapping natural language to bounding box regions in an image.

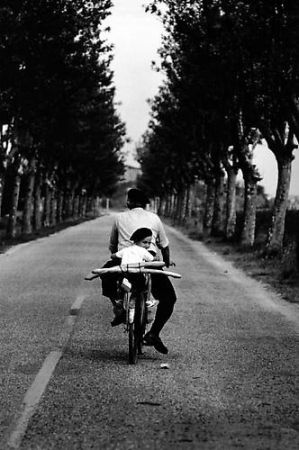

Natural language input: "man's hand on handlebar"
[161,246,176,268]
[164,260,176,268]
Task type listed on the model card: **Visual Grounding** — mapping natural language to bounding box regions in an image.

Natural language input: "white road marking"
[70,293,86,315]
[7,351,62,449]
[57,315,77,349]
[5,294,87,449]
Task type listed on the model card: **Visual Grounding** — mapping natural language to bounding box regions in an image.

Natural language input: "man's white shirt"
[109,208,169,254]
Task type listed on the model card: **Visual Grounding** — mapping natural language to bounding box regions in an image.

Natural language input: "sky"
[107,0,299,198]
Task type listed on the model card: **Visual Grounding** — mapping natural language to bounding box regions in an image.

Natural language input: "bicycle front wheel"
[128,321,138,364]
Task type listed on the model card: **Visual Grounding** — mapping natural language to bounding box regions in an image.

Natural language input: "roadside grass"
[203,237,299,305]
[0,214,101,254]
[166,214,299,306]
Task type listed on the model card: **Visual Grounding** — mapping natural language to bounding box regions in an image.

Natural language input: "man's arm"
[109,221,118,254]
[155,216,171,266]
[161,246,170,268]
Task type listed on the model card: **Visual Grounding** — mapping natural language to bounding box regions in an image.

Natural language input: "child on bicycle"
[111,227,154,266]
[110,227,156,326]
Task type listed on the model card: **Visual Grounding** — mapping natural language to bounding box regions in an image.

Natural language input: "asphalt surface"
[0,214,299,449]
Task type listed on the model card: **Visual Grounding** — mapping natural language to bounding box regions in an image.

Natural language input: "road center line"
[7,351,62,449]
[70,293,86,315]
[5,294,87,449]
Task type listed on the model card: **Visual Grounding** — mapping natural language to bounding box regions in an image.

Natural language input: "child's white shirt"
[115,245,154,265]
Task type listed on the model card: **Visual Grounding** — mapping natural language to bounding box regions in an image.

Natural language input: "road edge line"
[4,294,86,449]
[6,350,62,449]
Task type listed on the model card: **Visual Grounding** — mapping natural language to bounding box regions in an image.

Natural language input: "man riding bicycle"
[101,188,177,354]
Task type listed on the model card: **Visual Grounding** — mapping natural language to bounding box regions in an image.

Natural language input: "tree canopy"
[137,0,299,250]
[0,0,126,199]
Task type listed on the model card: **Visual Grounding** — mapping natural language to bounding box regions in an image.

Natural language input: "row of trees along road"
[137,0,299,254]
[0,0,126,239]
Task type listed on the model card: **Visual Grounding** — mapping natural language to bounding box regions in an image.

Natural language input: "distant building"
[288,195,299,210]
[110,164,142,208]
[124,164,141,183]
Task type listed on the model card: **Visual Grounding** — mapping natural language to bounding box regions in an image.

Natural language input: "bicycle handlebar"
[119,261,165,269]
[85,262,181,280]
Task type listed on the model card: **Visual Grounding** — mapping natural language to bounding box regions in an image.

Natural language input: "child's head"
[130,227,152,249]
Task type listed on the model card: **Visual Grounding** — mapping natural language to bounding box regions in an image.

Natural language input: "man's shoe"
[111,311,126,327]
[143,332,168,354]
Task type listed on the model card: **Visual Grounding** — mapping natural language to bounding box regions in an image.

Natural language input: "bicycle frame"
[85,262,181,365]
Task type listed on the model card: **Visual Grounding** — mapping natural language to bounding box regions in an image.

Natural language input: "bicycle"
[85,261,181,364]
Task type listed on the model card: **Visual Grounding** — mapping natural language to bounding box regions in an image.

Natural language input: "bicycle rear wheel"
[128,292,146,364]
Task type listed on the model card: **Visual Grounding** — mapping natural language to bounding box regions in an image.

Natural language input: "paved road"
[0,214,299,449]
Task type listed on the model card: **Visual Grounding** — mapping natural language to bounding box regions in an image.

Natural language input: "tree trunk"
[56,190,64,224]
[91,196,96,217]
[66,193,73,218]
[83,195,88,216]
[171,194,177,221]
[78,195,83,217]
[259,122,297,254]
[22,156,36,234]
[235,110,262,248]
[151,196,158,214]
[169,194,175,218]
[188,180,204,237]
[94,196,100,216]
[225,167,238,240]
[266,156,293,253]
[192,179,205,236]
[289,94,299,142]
[88,196,93,214]
[187,183,195,219]
[33,170,43,231]
[158,197,165,216]
[240,169,259,248]
[204,179,216,236]
[73,195,80,219]
[7,165,21,238]
[0,174,4,218]
[162,197,166,216]
[79,195,87,217]
[62,188,68,220]
[50,189,57,227]
[64,179,74,219]
[182,189,188,222]
[184,186,191,219]
[212,170,226,237]
[164,194,171,217]
[175,191,184,223]
[43,181,51,227]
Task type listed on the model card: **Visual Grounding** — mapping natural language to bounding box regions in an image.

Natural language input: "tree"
[0,0,126,236]
[143,0,299,252]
